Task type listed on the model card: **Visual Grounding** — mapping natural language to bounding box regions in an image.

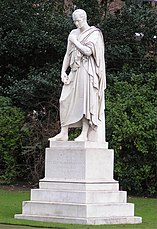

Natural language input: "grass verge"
[0,189,156,229]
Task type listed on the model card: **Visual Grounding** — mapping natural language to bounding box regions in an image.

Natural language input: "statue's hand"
[68,34,77,44]
[61,72,70,85]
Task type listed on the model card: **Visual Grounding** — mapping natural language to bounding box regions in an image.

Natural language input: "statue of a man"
[50,9,106,142]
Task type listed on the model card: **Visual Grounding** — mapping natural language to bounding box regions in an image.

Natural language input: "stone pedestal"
[15,141,142,225]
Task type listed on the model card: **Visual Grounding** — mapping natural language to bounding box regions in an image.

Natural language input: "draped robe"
[59,26,106,142]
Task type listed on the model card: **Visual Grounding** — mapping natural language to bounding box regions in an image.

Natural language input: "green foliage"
[1,2,156,106]
[106,72,157,196]
[0,0,73,93]
[65,2,157,74]
[7,65,62,112]
[102,5,157,73]
[20,110,61,183]
[0,0,156,196]
[73,0,113,24]
[0,96,27,183]
[69,128,82,141]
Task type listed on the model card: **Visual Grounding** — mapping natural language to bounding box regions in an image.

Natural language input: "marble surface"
[15,142,142,225]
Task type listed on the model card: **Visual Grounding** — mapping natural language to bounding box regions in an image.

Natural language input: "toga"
[59,26,106,141]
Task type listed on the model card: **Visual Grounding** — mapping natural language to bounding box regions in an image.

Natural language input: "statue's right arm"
[61,39,71,83]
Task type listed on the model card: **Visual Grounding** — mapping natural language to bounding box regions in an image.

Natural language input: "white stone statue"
[49,9,106,142]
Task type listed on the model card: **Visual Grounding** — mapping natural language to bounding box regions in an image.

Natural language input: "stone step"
[22,201,134,218]
[31,189,127,203]
[15,214,142,225]
[39,180,119,191]
[49,141,109,149]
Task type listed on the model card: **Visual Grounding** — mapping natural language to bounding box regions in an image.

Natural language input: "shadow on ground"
[0,224,49,229]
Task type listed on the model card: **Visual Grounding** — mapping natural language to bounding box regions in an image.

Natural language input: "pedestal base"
[15,215,142,225]
[15,142,142,225]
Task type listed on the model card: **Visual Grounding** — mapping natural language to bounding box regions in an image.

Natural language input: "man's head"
[72,9,87,29]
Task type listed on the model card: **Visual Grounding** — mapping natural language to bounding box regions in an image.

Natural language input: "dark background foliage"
[106,72,157,196]
[0,96,27,183]
[0,0,156,196]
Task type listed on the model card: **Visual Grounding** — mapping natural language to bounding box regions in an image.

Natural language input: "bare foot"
[49,132,68,141]
[74,134,87,142]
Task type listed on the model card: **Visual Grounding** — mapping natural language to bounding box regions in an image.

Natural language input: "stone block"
[39,180,119,191]
[22,201,134,218]
[45,142,114,181]
[15,141,142,225]
[31,189,127,203]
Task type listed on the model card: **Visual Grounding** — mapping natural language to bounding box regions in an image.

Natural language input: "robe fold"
[59,26,106,141]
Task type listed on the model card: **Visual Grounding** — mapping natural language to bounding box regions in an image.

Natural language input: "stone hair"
[72,9,87,20]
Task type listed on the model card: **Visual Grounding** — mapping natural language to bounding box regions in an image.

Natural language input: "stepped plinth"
[15,141,142,225]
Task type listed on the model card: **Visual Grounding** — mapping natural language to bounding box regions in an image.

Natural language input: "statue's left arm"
[69,34,92,56]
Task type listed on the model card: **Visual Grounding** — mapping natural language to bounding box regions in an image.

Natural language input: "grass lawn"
[0,189,156,229]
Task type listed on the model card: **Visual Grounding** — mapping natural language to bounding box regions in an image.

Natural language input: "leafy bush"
[0,96,61,184]
[7,65,62,112]
[70,3,157,75]
[106,72,157,196]
[103,5,157,74]
[73,0,113,24]
[0,96,27,183]
[0,1,73,183]
[0,1,156,196]
[20,104,62,183]
[0,0,73,93]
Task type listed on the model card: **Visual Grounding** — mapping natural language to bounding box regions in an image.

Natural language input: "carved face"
[73,14,85,29]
